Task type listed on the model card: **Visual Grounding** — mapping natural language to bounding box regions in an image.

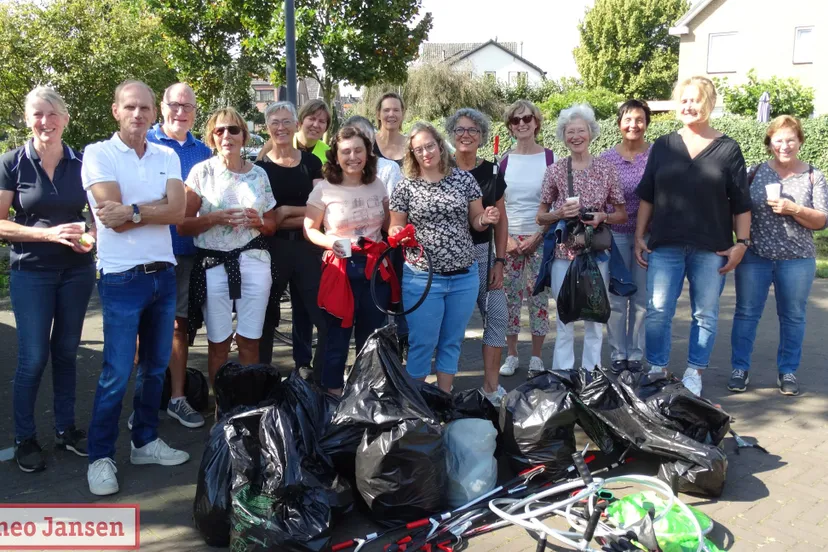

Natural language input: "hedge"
[415,114,828,169]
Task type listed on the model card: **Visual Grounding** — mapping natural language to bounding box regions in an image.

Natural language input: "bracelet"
[478,214,489,229]
[494,257,506,265]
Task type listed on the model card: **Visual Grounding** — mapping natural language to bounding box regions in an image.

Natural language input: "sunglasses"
[509,114,535,126]
[213,125,242,136]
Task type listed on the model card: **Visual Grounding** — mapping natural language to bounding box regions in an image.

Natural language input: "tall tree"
[573,0,688,100]
[0,0,176,151]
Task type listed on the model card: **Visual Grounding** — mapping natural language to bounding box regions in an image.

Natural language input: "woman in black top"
[0,87,96,472]
[374,92,407,166]
[445,108,509,406]
[634,76,751,397]
[254,101,328,381]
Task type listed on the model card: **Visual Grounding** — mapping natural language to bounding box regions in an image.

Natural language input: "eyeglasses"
[268,119,294,128]
[213,125,243,136]
[453,127,481,137]
[411,142,439,157]
[509,114,534,126]
[164,102,196,113]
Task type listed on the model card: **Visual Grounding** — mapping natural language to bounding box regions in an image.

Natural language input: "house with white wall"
[418,40,546,85]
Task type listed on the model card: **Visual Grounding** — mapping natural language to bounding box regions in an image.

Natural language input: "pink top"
[540,156,624,260]
[599,145,651,235]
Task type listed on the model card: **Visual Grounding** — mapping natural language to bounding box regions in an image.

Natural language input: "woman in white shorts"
[178,107,278,385]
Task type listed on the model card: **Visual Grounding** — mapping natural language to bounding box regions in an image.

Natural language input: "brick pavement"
[1,280,827,551]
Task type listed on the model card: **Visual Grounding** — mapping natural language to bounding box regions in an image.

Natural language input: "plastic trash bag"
[557,252,610,325]
[451,388,500,427]
[355,418,447,524]
[160,366,210,411]
[214,363,281,420]
[444,419,497,508]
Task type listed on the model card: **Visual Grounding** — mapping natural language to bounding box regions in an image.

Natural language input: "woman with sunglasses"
[178,107,278,385]
[498,100,555,378]
[445,108,509,406]
[374,92,407,166]
[389,123,500,393]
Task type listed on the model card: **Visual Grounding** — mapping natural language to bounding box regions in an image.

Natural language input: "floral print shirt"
[540,156,625,260]
[390,168,482,272]
[749,162,828,260]
[599,146,651,235]
[187,157,277,263]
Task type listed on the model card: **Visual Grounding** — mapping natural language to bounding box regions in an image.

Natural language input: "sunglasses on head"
[509,114,534,126]
[213,125,242,136]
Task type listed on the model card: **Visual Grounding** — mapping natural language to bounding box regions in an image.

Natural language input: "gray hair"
[343,115,375,143]
[555,103,601,142]
[163,82,196,104]
[264,101,298,122]
[25,86,69,117]
[444,108,490,146]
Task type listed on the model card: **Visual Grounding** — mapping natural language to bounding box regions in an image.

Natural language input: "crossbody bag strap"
[566,157,574,198]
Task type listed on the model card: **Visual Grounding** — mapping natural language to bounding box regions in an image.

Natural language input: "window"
[484,71,497,81]
[508,71,528,86]
[793,26,814,64]
[255,89,274,102]
[707,32,738,73]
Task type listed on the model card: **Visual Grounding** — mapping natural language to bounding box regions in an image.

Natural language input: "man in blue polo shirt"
[143,82,211,429]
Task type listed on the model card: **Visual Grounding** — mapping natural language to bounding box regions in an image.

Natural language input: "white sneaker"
[127,412,134,431]
[529,356,545,374]
[481,385,507,408]
[681,367,703,397]
[88,458,119,496]
[130,438,190,466]
[499,356,519,376]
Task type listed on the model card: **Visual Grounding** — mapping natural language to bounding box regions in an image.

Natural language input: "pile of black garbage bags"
[193,324,732,550]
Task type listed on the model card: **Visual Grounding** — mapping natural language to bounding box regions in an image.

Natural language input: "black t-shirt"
[255,151,323,207]
[0,141,93,270]
[468,160,507,245]
[373,142,404,168]
[636,132,751,252]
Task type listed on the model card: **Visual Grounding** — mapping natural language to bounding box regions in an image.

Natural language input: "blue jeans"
[403,263,478,379]
[322,255,389,389]
[731,249,815,375]
[11,265,96,442]
[645,246,725,371]
[87,268,176,462]
[608,233,648,361]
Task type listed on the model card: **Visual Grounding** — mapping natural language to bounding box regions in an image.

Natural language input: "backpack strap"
[809,164,814,186]
[499,154,509,174]
[747,163,761,186]
[544,148,555,167]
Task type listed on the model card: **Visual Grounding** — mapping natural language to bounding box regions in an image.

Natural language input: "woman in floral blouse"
[728,115,828,396]
[536,104,627,372]
[389,122,500,392]
[600,100,652,373]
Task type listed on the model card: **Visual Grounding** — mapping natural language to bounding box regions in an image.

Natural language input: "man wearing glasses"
[82,80,190,496]
[143,83,211,430]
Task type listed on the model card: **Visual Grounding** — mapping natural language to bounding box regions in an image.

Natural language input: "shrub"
[538,87,624,122]
[716,69,815,119]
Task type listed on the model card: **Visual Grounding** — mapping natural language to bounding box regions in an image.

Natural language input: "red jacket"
[318,239,401,328]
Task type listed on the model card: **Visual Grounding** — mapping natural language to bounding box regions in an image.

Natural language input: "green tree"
[573,0,688,100]
[0,0,176,151]
[716,69,815,119]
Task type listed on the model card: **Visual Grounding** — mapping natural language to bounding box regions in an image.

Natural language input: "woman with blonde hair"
[390,122,500,392]
[635,76,751,397]
[728,115,828,396]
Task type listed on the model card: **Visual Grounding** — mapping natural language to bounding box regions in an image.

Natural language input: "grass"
[815,229,828,278]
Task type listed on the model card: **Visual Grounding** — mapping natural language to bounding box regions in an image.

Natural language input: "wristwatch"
[131,204,142,223]
[736,238,752,247]
[494,257,506,266]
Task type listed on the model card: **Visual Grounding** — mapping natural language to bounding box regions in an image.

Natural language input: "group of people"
[2,75,825,498]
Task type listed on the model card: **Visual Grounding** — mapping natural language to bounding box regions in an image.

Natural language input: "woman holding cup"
[0,86,96,472]
[305,126,391,396]
[728,115,828,396]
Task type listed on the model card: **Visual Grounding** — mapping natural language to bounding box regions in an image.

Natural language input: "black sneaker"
[626,360,643,372]
[15,438,46,473]
[55,426,88,457]
[610,360,628,373]
[727,369,749,393]
[778,373,800,396]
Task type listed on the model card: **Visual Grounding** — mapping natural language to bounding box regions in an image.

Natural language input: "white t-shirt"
[503,152,549,235]
[82,133,182,273]
[306,178,387,243]
[377,158,404,198]
[186,157,277,262]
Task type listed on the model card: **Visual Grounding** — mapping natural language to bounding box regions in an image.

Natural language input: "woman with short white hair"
[536,103,627,372]
[0,86,96,472]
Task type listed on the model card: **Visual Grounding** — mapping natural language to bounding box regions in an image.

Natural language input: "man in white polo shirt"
[82,79,189,496]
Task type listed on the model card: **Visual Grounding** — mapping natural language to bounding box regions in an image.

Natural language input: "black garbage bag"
[498,371,580,474]
[659,445,729,497]
[355,419,447,524]
[214,363,281,419]
[450,388,500,427]
[557,252,610,325]
[227,406,332,552]
[160,367,210,411]
[415,381,454,423]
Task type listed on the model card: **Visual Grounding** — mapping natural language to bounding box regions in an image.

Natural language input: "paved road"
[1,279,827,551]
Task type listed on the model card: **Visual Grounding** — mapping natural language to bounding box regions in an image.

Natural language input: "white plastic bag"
[444,418,498,508]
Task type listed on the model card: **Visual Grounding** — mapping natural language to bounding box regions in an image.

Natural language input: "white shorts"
[203,253,272,343]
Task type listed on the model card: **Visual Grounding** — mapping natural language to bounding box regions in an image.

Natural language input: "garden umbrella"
[757,91,771,122]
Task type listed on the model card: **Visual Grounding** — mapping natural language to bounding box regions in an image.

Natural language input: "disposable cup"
[566,196,580,205]
[765,184,781,201]
[335,238,352,258]
[72,222,86,232]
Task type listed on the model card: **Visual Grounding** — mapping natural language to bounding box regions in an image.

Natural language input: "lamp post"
[285,0,297,105]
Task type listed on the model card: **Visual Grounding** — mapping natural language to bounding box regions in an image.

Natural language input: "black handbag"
[566,157,611,252]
